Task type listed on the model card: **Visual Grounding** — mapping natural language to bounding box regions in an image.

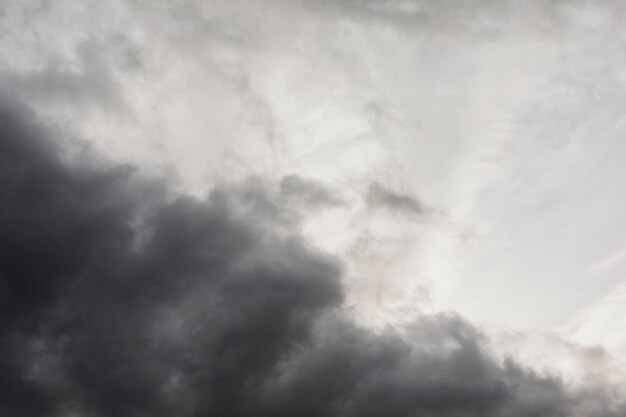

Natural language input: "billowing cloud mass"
[1,98,625,417]
[3,0,626,416]
[3,0,626,331]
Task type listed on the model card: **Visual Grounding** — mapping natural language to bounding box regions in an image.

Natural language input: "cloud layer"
[0,98,624,417]
[4,0,626,331]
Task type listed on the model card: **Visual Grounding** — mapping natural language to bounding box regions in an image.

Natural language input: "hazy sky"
[2,1,626,416]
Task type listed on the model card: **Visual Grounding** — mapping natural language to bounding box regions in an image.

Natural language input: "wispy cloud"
[590,245,626,273]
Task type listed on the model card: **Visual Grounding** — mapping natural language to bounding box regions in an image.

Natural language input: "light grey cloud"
[0,29,140,113]
[294,0,625,37]
[280,175,344,210]
[366,181,428,215]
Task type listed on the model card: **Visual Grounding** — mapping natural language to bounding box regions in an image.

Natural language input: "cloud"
[561,281,626,358]
[0,97,624,417]
[295,0,618,37]
[366,181,428,215]
[0,31,136,114]
[280,175,344,210]
[589,245,626,273]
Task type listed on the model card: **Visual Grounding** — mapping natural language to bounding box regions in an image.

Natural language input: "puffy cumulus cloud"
[0,98,625,417]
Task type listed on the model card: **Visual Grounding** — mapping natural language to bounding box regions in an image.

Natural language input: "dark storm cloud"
[367,181,428,215]
[0,97,623,417]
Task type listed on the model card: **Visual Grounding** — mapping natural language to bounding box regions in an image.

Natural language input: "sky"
[2,1,626,416]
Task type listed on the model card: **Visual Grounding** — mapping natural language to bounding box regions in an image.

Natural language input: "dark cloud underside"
[0,98,622,417]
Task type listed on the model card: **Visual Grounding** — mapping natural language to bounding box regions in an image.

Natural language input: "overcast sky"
[2,1,626,416]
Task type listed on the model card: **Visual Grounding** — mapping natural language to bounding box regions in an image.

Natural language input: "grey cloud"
[280,175,344,210]
[293,0,623,37]
[293,0,511,35]
[0,38,131,113]
[0,97,624,417]
[367,181,428,215]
